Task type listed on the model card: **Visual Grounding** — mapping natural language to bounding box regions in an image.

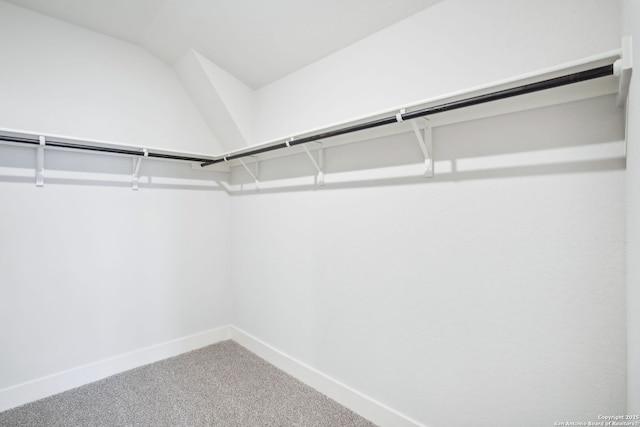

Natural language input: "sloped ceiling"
[5,0,441,88]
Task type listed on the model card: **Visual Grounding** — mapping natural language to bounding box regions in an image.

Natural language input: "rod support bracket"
[238,158,260,190]
[410,120,433,178]
[615,35,633,107]
[318,145,325,186]
[36,136,45,187]
[132,148,147,190]
[302,142,324,186]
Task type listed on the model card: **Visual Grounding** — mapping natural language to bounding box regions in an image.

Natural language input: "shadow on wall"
[231,94,626,194]
[0,143,229,192]
[0,94,626,193]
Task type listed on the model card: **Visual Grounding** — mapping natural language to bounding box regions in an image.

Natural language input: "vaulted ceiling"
[5,0,441,88]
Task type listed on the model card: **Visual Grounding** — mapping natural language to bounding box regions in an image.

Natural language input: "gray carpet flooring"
[0,340,377,427]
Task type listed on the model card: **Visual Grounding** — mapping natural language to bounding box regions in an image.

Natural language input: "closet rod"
[0,135,216,163]
[0,64,615,167]
[200,64,614,167]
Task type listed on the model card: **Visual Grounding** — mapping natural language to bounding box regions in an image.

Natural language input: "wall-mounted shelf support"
[132,148,148,190]
[238,158,259,189]
[0,47,629,191]
[202,59,619,169]
[319,146,324,186]
[613,36,633,156]
[36,136,45,187]
[409,119,433,178]
[302,143,324,186]
[614,36,633,107]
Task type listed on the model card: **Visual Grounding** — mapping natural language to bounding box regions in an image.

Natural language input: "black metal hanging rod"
[200,63,614,167]
[0,64,614,167]
[0,135,216,163]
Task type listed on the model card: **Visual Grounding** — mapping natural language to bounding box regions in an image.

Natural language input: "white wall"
[0,0,232,409]
[174,50,254,152]
[622,0,640,414]
[0,146,232,396]
[0,0,629,424]
[195,51,255,147]
[231,96,627,427]
[0,0,220,155]
[231,0,627,425]
[253,0,620,144]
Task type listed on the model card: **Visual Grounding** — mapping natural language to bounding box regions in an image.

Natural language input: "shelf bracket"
[302,143,324,186]
[615,35,633,107]
[238,158,259,190]
[132,149,147,191]
[410,119,433,178]
[36,136,45,187]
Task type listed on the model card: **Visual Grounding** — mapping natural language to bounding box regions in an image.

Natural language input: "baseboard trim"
[2,325,424,427]
[230,326,425,427]
[0,325,232,413]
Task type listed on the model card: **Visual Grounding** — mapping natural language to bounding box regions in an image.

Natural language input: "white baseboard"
[230,326,426,427]
[0,325,232,413]
[1,325,424,427]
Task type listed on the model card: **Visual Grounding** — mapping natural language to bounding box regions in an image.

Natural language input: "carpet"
[0,340,377,426]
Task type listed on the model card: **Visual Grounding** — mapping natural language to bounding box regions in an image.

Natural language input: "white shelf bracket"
[36,136,45,187]
[614,36,633,107]
[302,143,324,186]
[410,119,433,178]
[132,149,147,191]
[238,158,259,190]
[319,145,325,186]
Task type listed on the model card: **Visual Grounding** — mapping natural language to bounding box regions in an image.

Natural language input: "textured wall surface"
[0,147,232,391]
[622,0,639,414]
[254,0,621,143]
[0,0,628,424]
[0,0,217,154]
[231,94,627,426]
